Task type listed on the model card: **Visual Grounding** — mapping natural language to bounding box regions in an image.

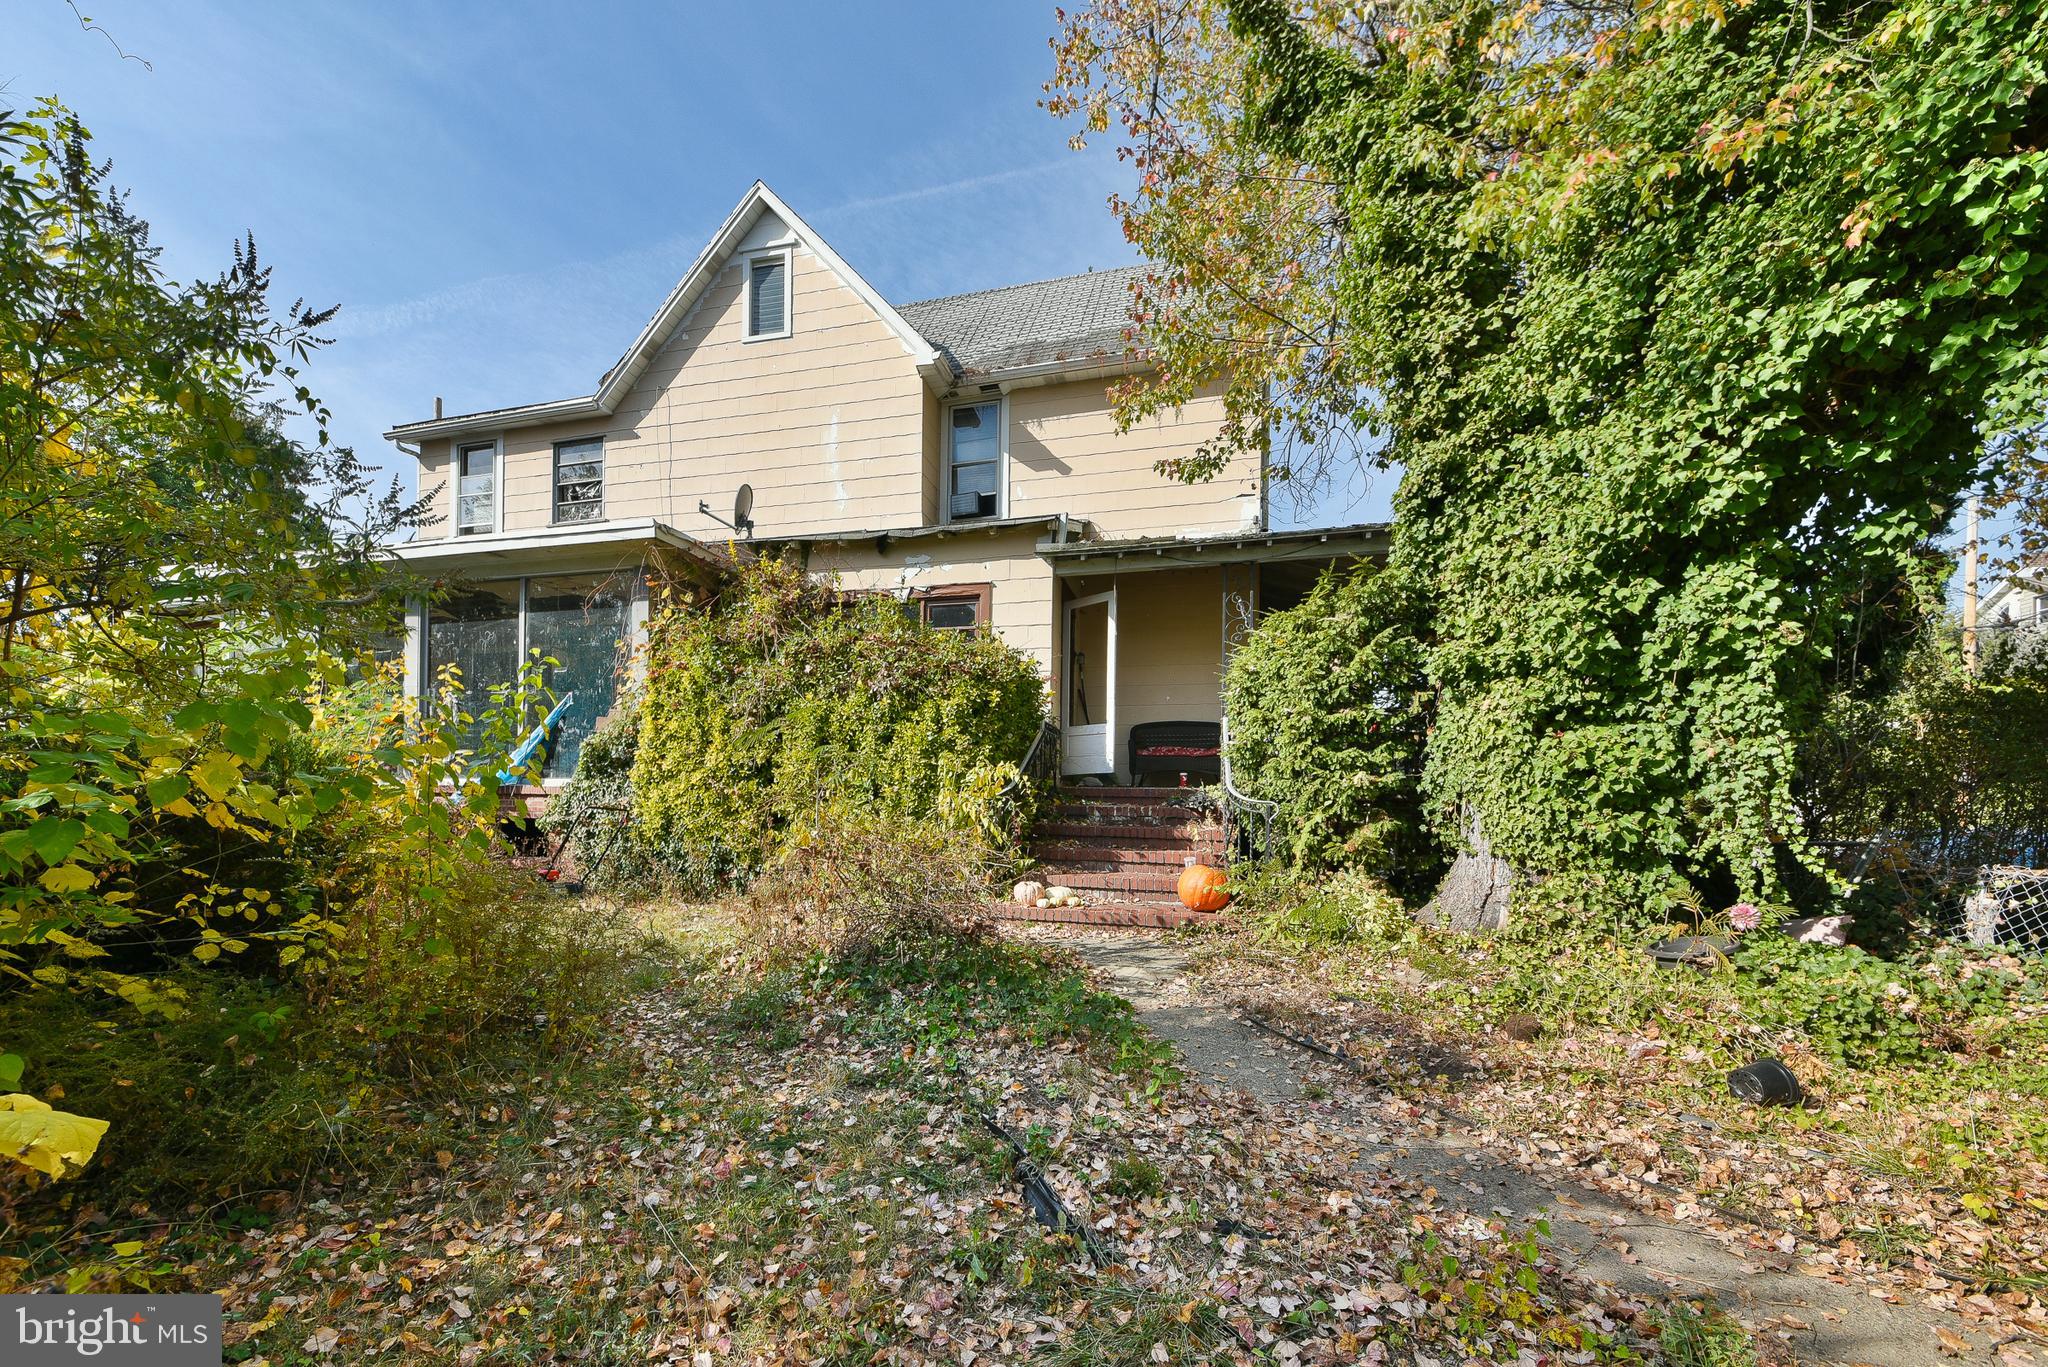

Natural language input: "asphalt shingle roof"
[896,265,1147,377]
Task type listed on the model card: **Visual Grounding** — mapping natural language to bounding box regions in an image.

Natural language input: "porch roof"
[378,517,740,576]
[768,513,1091,549]
[1037,521,1390,575]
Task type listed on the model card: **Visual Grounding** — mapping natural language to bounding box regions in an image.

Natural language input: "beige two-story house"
[384,183,1382,783]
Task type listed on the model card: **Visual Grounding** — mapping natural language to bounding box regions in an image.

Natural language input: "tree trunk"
[1424,805,1515,932]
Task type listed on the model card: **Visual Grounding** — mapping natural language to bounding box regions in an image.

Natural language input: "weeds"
[1651,1301,1761,1367]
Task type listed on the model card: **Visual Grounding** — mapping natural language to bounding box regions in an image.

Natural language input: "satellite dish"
[698,484,757,539]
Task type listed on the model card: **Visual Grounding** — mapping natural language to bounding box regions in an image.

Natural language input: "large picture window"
[524,573,630,774]
[946,401,1000,521]
[424,574,633,777]
[553,438,604,523]
[425,582,521,752]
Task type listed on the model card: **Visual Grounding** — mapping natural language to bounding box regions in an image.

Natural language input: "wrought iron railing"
[1219,715,1279,865]
[992,718,1060,844]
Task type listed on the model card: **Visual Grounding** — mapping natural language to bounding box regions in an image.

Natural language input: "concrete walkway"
[1056,930,1993,1367]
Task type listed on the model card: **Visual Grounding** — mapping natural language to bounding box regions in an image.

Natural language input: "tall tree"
[1051,0,2048,911]
[0,99,426,986]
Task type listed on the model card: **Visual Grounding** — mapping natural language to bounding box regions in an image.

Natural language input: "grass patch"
[1650,1302,1761,1367]
[8,904,1662,1364]
[1195,873,2048,1290]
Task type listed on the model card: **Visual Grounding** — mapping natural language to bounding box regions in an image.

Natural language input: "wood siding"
[1006,379,1256,540]
[419,238,928,544]
[806,527,1059,677]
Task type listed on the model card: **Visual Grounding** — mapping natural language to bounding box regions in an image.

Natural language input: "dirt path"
[1046,929,1994,1367]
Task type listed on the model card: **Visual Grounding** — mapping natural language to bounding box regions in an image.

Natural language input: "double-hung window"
[553,438,604,523]
[746,250,790,340]
[946,401,1000,521]
[456,441,496,535]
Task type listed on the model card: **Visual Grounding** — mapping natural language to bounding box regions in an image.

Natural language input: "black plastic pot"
[1647,934,1734,971]
[1727,1057,1804,1106]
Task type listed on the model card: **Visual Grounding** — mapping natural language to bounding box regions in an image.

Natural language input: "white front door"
[1062,589,1116,777]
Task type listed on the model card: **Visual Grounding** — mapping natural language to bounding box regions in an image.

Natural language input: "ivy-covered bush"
[1801,629,2048,847]
[538,698,673,894]
[1051,0,2048,919]
[1732,936,2040,1069]
[631,557,1046,887]
[1222,565,1442,891]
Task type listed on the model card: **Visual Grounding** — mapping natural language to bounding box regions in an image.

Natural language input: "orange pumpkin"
[1177,862,1230,913]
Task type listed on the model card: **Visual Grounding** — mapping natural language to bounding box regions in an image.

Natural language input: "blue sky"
[9,0,1389,533]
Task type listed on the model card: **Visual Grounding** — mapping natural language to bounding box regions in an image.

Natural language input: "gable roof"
[384,191,1152,443]
[899,265,1147,378]
[386,181,941,441]
[595,181,941,410]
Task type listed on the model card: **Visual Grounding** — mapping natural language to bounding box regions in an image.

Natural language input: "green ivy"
[630,558,1046,887]
[1222,565,1443,891]
[1055,0,2048,917]
[1732,936,2039,1069]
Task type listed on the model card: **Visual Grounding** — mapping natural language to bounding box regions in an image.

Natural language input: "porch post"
[402,594,425,702]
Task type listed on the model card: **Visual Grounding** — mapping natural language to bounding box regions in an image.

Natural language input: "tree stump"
[1424,807,1514,932]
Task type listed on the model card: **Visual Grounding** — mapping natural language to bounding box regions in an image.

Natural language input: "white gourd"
[1013,880,1048,907]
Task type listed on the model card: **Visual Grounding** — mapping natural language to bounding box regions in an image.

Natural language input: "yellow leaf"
[0,1094,109,1178]
[111,1241,143,1257]
[159,798,199,818]
[190,751,242,802]
[37,864,95,894]
[191,943,220,963]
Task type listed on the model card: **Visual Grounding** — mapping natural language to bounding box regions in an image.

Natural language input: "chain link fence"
[1817,830,2048,955]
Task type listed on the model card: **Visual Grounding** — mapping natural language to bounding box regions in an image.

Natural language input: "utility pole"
[1964,494,1981,672]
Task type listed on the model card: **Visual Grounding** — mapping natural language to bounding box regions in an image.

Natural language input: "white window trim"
[551,435,607,526]
[452,436,503,538]
[941,394,1007,525]
[742,246,793,342]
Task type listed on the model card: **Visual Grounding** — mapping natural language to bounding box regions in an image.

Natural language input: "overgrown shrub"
[539,698,669,894]
[1222,564,1442,892]
[1233,864,1414,951]
[632,557,1045,887]
[1800,629,2048,846]
[1732,936,2039,1069]
[297,670,633,1073]
[0,666,634,1218]
[738,810,997,963]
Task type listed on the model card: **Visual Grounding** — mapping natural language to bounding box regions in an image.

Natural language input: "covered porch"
[385,519,731,798]
[1041,523,1390,786]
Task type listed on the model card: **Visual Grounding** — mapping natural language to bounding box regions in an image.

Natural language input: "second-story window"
[456,441,496,535]
[553,438,604,523]
[947,400,1000,521]
[746,251,790,340]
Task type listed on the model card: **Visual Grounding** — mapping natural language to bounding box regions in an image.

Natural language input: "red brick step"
[996,899,1218,929]
[1030,841,1223,868]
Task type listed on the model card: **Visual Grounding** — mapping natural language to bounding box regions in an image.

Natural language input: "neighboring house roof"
[1983,571,2048,623]
[900,266,1147,378]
